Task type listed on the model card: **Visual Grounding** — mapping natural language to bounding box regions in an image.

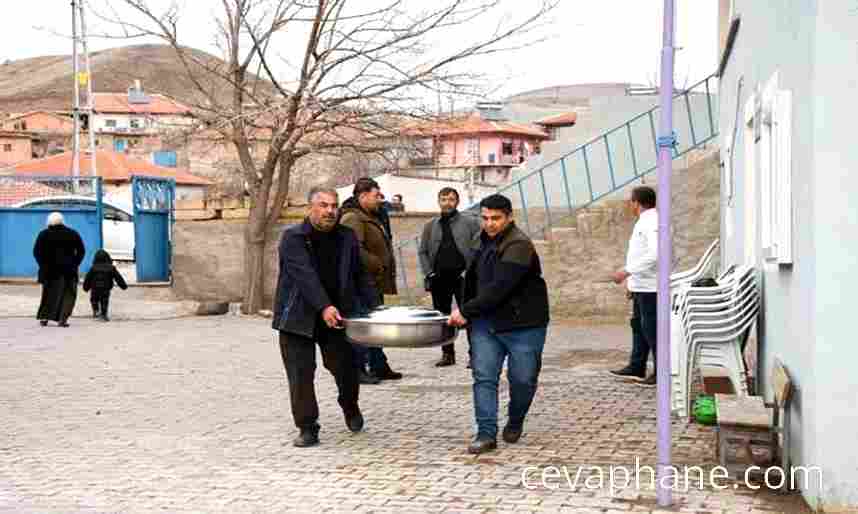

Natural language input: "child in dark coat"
[82,249,128,321]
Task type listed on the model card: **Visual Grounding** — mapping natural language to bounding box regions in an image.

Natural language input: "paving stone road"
[1,309,811,513]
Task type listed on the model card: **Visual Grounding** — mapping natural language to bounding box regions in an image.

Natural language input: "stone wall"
[171,212,435,306]
[171,148,719,322]
[540,148,720,323]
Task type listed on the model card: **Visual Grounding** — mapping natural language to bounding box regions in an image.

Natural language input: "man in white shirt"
[609,186,658,386]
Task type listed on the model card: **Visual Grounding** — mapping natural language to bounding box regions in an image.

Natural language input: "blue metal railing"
[394,74,719,298]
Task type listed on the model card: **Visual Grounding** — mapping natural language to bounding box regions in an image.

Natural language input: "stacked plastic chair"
[670,264,759,419]
[670,239,720,289]
[668,239,720,402]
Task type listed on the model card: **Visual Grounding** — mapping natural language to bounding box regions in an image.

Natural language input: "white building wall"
[720,0,858,510]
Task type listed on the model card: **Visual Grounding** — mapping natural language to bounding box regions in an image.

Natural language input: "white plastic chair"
[670,239,719,288]
[671,266,758,418]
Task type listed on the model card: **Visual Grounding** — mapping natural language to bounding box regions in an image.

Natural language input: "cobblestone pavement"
[0,285,196,321]
[1,316,811,513]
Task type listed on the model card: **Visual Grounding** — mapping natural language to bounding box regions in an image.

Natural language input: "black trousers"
[431,272,464,356]
[91,291,110,317]
[629,292,658,372]
[278,324,360,431]
[37,275,77,322]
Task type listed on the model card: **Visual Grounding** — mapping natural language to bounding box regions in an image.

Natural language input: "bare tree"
[95,0,556,313]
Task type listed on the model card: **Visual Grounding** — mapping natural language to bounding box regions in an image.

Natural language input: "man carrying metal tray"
[272,186,379,448]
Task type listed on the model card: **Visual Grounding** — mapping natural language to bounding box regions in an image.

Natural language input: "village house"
[88,81,195,166]
[533,111,577,141]
[0,111,75,160]
[342,104,550,210]
[392,103,549,184]
[8,150,211,203]
[0,131,34,168]
[0,110,75,133]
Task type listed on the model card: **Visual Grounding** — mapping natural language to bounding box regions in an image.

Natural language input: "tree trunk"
[242,205,269,314]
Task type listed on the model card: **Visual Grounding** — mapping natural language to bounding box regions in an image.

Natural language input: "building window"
[105,119,117,128]
[501,141,514,155]
[465,138,478,162]
[744,71,793,265]
[2,144,11,152]
[130,118,142,129]
[14,121,27,131]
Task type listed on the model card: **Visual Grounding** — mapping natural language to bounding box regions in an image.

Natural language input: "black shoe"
[92,311,99,319]
[358,369,380,385]
[39,320,48,327]
[101,314,110,322]
[609,366,646,379]
[293,427,320,447]
[58,320,70,328]
[373,365,403,381]
[635,374,657,387]
[502,425,523,444]
[468,437,497,455]
[466,360,472,369]
[345,411,364,433]
[435,354,455,367]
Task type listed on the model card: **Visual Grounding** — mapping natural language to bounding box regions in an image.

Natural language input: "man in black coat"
[272,186,379,447]
[33,212,85,327]
[448,194,550,455]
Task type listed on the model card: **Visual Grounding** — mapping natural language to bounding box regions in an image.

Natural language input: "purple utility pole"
[656,0,675,507]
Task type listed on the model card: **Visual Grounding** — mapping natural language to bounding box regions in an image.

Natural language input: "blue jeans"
[470,318,547,440]
[629,292,657,372]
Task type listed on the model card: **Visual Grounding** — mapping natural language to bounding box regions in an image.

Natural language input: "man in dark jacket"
[419,187,481,367]
[33,212,85,327]
[340,177,403,383]
[272,186,379,447]
[448,194,550,455]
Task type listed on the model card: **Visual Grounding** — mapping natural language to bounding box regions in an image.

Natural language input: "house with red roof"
[0,111,75,134]
[7,150,211,203]
[534,111,578,140]
[87,81,195,158]
[0,132,34,168]
[387,103,550,185]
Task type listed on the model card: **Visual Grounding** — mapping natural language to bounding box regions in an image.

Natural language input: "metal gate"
[132,176,174,282]
[0,176,103,278]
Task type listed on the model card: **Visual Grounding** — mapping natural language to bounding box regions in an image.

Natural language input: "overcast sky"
[2,0,718,98]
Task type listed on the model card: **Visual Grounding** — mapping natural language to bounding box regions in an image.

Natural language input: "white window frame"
[743,94,757,266]
[745,72,793,266]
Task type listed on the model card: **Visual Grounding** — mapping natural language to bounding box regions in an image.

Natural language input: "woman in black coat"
[33,212,85,327]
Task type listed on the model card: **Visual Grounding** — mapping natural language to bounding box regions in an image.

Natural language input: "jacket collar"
[342,196,380,221]
[480,220,517,245]
[301,218,345,238]
[440,209,459,222]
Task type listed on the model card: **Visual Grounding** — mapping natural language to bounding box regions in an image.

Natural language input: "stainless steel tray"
[343,306,458,348]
